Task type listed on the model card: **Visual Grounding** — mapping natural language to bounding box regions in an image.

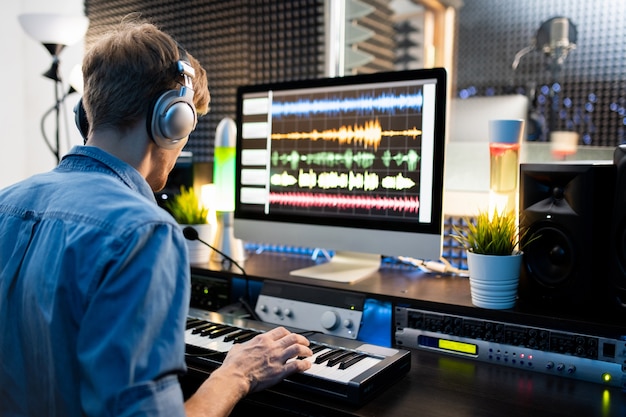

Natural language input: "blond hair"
[81,20,210,136]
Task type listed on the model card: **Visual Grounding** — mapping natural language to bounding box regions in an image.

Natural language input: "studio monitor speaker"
[610,145,626,310]
[519,161,615,310]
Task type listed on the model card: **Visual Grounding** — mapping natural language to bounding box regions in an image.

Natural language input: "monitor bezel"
[233,67,447,257]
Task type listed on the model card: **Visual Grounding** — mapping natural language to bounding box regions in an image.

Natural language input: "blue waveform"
[271,89,423,117]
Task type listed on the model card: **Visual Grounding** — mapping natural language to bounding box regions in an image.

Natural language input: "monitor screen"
[234,68,447,283]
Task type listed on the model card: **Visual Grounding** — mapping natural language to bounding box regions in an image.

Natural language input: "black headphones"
[74,46,197,149]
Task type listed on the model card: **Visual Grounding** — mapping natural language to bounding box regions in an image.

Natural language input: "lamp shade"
[68,64,84,94]
[213,118,237,212]
[18,13,89,48]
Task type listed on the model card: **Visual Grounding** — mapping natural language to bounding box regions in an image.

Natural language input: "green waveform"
[381,149,421,171]
[270,169,416,191]
[271,149,376,170]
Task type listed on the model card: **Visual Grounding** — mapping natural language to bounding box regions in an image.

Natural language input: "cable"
[397,256,469,277]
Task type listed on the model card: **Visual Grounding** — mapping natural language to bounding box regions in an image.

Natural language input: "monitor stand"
[289,251,381,284]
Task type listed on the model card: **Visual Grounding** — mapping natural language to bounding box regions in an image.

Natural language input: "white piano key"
[187,321,382,384]
[288,347,381,383]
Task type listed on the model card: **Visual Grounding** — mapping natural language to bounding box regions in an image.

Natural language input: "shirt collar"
[59,146,157,203]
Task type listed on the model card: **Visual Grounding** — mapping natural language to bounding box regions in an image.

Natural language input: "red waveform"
[269,191,420,213]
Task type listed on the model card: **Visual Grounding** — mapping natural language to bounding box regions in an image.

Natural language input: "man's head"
[80,19,210,190]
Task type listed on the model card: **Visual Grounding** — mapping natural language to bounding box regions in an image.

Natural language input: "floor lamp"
[18,13,89,163]
[211,117,245,266]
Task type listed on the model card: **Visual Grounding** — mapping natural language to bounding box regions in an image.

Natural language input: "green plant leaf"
[164,186,209,224]
[451,209,533,256]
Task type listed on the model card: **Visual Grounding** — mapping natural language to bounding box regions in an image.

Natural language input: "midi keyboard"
[184,308,411,406]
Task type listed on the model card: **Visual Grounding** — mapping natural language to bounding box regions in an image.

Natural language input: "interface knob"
[343,319,353,329]
[321,311,339,330]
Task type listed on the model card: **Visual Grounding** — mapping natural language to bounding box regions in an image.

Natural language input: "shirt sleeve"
[76,222,190,417]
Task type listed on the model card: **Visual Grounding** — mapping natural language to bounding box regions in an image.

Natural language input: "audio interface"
[395,306,626,388]
[255,280,365,339]
[189,268,231,311]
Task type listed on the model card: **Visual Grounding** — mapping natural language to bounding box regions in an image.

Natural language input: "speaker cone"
[524,223,574,288]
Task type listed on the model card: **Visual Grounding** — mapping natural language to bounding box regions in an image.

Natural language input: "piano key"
[186,326,382,384]
[326,350,357,367]
[223,329,258,343]
[199,323,228,336]
[339,353,368,369]
[184,314,411,406]
[300,355,381,383]
[232,330,260,343]
[186,318,205,330]
[314,348,347,364]
[193,322,221,334]
[206,325,240,339]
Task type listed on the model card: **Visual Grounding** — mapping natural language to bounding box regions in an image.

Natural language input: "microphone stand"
[183,226,260,320]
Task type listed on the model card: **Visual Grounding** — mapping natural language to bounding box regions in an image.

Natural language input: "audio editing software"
[238,79,437,225]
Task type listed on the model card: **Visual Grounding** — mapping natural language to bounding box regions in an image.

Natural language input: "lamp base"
[211,211,245,266]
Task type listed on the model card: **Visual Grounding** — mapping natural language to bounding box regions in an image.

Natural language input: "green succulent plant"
[452,210,535,256]
[165,186,209,224]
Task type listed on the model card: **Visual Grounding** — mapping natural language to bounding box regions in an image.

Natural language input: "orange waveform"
[271,119,422,151]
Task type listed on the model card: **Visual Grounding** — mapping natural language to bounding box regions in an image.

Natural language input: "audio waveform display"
[269,192,420,213]
[270,169,416,191]
[271,90,424,117]
[381,149,420,171]
[270,169,415,191]
[272,149,421,171]
[270,119,421,151]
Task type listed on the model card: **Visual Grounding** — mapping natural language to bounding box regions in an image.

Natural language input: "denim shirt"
[0,146,190,416]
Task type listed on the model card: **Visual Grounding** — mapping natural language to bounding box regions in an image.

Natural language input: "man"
[0,20,311,417]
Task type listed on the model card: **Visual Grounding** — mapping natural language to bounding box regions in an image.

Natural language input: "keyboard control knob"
[272,306,282,316]
[284,308,293,317]
[321,311,338,330]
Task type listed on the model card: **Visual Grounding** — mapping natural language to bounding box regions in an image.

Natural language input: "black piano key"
[314,348,345,364]
[191,322,219,334]
[186,318,205,330]
[233,330,260,343]
[339,353,368,370]
[223,329,257,343]
[296,343,326,360]
[326,351,355,367]
[207,326,240,339]
[199,324,229,336]
[310,344,327,354]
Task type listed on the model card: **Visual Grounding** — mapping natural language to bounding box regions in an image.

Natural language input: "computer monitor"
[234,68,447,283]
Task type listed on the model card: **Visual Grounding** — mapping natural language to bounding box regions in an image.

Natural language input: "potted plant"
[452,209,534,310]
[165,186,212,265]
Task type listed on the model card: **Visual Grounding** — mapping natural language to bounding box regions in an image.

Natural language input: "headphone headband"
[75,44,198,148]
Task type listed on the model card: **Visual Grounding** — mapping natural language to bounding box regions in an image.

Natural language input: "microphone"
[182,226,246,276]
[538,17,577,66]
[183,226,259,320]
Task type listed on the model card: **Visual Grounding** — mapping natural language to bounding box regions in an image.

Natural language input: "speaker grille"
[519,162,615,310]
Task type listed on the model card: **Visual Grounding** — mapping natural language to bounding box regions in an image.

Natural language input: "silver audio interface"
[395,306,626,388]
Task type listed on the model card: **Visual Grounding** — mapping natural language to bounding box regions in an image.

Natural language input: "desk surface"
[189,250,626,416]
[183,347,625,417]
[206,250,626,333]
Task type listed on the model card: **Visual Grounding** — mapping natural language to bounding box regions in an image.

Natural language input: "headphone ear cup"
[150,88,197,149]
[74,98,89,144]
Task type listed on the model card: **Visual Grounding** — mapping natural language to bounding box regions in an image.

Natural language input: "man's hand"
[185,327,312,417]
[221,326,313,393]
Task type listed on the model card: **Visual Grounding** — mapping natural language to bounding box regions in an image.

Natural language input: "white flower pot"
[466,251,523,310]
[181,224,212,265]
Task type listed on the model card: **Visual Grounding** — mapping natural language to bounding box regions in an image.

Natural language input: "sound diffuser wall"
[83,0,325,163]
[456,0,626,147]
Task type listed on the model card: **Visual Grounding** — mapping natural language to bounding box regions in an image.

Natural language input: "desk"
[185,251,626,416]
